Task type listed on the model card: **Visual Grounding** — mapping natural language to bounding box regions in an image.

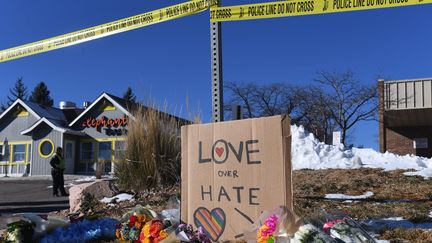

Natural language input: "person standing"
[50,147,69,197]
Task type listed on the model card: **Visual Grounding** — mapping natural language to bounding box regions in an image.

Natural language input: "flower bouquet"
[116,214,152,242]
[173,224,211,243]
[295,210,376,243]
[1,220,35,243]
[292,224,338,243]
[115,210,210,243]
[321,212,376,243]
[242,206,302,243]
[139,220,170,243]
[116,204,181,243]
[257,214,279,243]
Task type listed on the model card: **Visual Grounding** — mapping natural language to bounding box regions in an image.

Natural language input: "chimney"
[231,104,243,120]
[59,101,77,110]
[83,101,91,109]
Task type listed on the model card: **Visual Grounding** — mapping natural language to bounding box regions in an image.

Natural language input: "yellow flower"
[143,223,151,237]
[257,225,270,243]
[159,230,168,239]
[115,229,121,239]
[257,235,269,243]
[137,214,147,223]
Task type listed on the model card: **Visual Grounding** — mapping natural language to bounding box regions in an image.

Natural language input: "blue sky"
[1,0,431,150]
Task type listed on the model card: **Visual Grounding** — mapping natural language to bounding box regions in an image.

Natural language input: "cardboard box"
[181,115,292,241]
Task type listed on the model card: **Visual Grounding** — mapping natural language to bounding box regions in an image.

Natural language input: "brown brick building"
[378,78,432,158]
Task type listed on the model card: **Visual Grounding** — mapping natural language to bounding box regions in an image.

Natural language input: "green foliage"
[7,77,28,105]
[0,220,35,243]
[28,81,53,107]
[80,192,100,215]
[115,105,182,191]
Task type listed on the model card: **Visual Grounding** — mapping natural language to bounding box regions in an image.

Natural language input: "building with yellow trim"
[0,92,186,176]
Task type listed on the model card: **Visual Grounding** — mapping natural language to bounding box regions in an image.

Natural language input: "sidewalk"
[0,174,92,181]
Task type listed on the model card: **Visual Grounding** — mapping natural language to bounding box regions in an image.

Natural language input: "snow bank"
[291,125,432,178]
[74,176,96,182]
[325,191,374,200]
[100,193,134,203]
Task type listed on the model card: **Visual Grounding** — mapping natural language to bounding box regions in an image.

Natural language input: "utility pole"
[210,2,223,122]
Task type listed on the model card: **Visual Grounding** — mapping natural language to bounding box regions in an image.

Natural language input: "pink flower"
[323,217,349,233]
[264,215,278,231]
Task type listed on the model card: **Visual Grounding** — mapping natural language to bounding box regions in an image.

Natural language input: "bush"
[115,105,183,191]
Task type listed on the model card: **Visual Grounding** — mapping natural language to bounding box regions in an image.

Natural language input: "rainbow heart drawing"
[193,207,226,241]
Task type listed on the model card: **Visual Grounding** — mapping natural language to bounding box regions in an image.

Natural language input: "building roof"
[1,92,190,136]
[23,101,68,123]
[0,99,41,121]
[68,92,134,127]
[21,117,85,136]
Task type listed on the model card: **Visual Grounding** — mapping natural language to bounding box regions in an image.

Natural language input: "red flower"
[129,216,138,227]
[149,220,164,238]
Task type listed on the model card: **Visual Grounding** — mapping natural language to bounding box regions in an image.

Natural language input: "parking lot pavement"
[0,174,100,230]
[0,179,71,214]
[0,177,74,230]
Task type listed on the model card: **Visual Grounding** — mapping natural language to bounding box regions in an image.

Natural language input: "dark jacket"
[50,153,64,171]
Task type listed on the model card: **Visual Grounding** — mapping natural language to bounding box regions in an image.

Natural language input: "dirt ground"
[293,168,432,242]
[47,168,432,242]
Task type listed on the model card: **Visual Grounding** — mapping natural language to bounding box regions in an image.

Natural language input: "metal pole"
[210,3,223,122]
[231,104,243,120]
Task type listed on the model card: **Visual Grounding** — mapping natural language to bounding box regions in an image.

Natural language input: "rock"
[69,179,118,213]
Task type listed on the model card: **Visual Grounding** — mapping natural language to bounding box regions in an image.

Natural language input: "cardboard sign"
[181,115,292,241]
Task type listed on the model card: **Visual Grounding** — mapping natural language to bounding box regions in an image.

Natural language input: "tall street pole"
[210,2,223,122]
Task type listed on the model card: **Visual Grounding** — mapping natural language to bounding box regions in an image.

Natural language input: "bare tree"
[225,81,334,142]
[224,81,259,118]
[315,70,377,145]
[253,83,300,116]
[225,81,304,119]
[295,85,336,143]
[224,71,377,146]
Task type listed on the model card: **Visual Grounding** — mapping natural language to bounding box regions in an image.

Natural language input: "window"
[98,142,113,173]
[114,141,126,160]
[39,139,54,158]
[65,143,73,160]
[80,142,94,160]
[98,142,112,161]
[27,144,32,162]
[13,144,26,162]
[0,145,4,162]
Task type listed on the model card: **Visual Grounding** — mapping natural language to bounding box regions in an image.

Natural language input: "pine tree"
[123,86,136,105]
[0,103,7,112]
[7,77,28,105]
[29,82,54,107]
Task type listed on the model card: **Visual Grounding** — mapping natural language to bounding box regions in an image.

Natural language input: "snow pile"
[325,191,374,200]
[47,183,74,189]
[74,175,115,183]
[291,125,432,178]
[74,176,96,182]
[100,193,134,204]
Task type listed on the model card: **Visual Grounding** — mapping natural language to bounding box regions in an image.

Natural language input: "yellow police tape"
[210,0,432,22]
[0,0,218,63]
